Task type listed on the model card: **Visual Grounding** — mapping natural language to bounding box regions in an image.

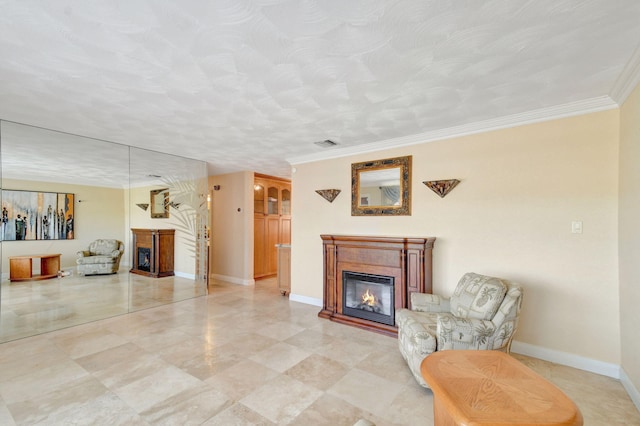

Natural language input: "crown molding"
[288,96,618,165]
[610,43,640,105]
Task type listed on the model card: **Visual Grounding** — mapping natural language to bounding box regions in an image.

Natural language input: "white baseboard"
[511,340,620,379]
[289,293,322,307]
[209,273,255,286]
[286,295,627,382]
[174,271,195,280]
[620,367,640,412]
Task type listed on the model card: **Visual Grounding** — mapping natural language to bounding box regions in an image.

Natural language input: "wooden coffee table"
[9,253,61,282]
[421,350,583,426]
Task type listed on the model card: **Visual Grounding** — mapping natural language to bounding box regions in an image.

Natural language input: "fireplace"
[130,228,175,278]
[343,271,395,326]
[320,235,435,336]
[137,248,151,272]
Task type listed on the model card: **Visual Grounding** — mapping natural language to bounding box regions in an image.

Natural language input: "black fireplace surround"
[342,271,395,326]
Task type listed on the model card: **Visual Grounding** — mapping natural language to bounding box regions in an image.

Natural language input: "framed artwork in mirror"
[150,188,169,218]
[1,189,75,240]
[351,155,412,216]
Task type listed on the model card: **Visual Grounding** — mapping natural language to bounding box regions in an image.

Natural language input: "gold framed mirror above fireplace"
[351,155,412,216]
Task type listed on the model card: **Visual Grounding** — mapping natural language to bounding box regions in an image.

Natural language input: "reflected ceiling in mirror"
[1,121,206,189]
[1,121,130,188]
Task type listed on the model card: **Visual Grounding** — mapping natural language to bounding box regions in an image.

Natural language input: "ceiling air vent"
[314,139,337,148]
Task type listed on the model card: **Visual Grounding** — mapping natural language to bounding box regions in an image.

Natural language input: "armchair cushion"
[436,314,497,350]
[450,272,507,320]
[410,293,450,313]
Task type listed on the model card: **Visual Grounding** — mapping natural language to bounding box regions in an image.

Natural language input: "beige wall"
[291,110,620,364]
[619,82,640,394]
[209,172,254,284]
[1,179,125,272]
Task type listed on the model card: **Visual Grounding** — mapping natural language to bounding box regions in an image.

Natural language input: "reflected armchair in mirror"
[76,239,124,276]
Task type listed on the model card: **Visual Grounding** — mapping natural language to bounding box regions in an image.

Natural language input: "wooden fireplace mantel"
[319,234,435,336]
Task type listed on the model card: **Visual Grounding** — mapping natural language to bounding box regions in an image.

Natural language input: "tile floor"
[0,271,206,342]
[0,277,638,425]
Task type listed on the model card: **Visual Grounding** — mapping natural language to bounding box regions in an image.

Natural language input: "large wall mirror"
[351,155,412,216]
[0,120,208,343]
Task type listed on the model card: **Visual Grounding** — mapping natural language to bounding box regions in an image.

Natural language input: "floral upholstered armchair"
[76,239,124,276]
[395,272,523,387]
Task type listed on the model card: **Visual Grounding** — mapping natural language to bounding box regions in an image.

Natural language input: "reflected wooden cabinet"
[254,173,291,279]
[130,228,175,278]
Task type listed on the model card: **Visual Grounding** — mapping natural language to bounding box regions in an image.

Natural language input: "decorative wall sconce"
[315,189,341,203]
[136,203,149,211]
[169,201,181,209]
[423,179,460,198]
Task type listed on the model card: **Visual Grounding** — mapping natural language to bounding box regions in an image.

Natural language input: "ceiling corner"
[610,43,640,105]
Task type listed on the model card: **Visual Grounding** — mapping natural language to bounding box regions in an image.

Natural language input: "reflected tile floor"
[0,272,206,343]
[0,278,638,425]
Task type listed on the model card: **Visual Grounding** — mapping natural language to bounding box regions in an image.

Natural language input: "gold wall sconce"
[136,203,149,211]
[423,179,460,198]
[316,189,341,203]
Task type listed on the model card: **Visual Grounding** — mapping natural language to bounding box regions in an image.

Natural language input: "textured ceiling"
[0,0,639,181]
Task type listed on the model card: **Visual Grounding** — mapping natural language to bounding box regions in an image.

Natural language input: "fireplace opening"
[342,271,395,326]
[137,247,151,272]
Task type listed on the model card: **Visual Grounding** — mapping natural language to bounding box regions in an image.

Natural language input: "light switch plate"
[571,221,583,234]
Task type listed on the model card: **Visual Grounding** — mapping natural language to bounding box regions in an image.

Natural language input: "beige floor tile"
[355,348,417,386]
[7,375,116,424]
[205,359,279,401]
[249,341,311,373]
[0,359,90,405]
[327,369,405,419]
[293,393,384,426]
[285,353,350,391]
[74,342,147,373]
[314,335,377,367]
[51,327,129,359]
[254,320,306,341]
[139,382,231,424]
[202,402,276,425]
[240,374,323,424]
[0,277,638,425]
[0,402,15,426]
[111,365,202,413]
[175,349,242,381]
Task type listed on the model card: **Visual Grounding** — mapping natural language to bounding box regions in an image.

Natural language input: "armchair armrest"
[411,293,450,313]
[77,250,91,258]
[436,314,497,350]
[110,250,121,258]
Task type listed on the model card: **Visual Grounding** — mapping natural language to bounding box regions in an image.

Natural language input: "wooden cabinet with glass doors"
[254,173,291,279]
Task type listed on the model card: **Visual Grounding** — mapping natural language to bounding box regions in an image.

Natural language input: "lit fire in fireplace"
[362,289,376,306]
[357,288,383,313]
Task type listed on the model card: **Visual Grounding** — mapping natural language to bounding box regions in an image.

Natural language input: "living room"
[1,1,639,423]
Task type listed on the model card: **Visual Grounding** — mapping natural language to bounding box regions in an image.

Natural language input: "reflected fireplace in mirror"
[137,247,151,272]
[342,271,395,326]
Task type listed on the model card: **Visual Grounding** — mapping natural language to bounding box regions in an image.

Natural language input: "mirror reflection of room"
[0,121,208,343]
[358,168,402,207]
